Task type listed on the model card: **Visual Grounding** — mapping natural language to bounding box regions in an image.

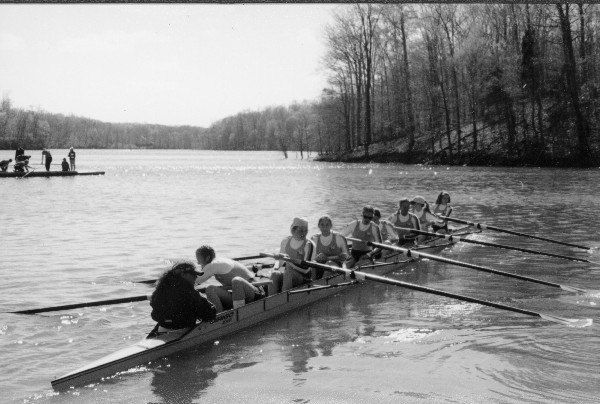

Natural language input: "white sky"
[0,4,338,127]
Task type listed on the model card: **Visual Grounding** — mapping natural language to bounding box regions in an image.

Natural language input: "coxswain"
[150,261,216,331]
[195,245,267,312]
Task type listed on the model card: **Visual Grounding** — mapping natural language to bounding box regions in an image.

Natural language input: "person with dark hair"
[432,191,453,233]
[270,217,315,293]
[0,158,12,172]
[61,158,70,172]
[150,261,216,331]
[373,209,398,245]
[340,205,383,267]
[41,149,52,172]
[388,197,420,246]
[194,245,266,312]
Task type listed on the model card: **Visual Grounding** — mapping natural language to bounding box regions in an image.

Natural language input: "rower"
[410,195,442,242]
[340,205,382,267]
[432,191,453,233]
[150,261,216,331]
[373,209,398,257]
[195,245,267,312]
[387,197,419,246]
[13,159,31,173]
[270,217,315,293]
[311,215,350,275]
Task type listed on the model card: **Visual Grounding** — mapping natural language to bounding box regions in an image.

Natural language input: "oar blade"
[560,285,590,295]
[539,314,593,328]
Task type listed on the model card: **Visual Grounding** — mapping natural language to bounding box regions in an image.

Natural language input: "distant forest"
[1,3,599,166]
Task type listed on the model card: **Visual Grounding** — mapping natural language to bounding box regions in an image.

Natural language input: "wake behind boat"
[50,232,471,390]
[0,170,105,178]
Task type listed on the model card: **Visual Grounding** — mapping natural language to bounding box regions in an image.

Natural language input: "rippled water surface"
[1,149,599,403]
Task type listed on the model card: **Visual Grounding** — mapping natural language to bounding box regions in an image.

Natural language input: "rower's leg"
[270,271,283,294]
[205,285,231,313]
[231,277,258,308]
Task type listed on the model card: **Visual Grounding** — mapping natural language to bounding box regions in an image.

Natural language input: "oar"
[346,237,591,295]
[440,216,593,251]
[260,253,591,327]
[7,295,151,315]
[395,227,600,265]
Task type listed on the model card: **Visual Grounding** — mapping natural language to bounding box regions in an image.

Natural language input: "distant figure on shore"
[15,147,24,161]
[0,159,11,172]
[41,149,52,172]
[13,159,31,173]
[61,158,70,172]
[68,147,76,170]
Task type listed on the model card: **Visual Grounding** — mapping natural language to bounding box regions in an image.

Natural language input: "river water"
[1,149,599,403]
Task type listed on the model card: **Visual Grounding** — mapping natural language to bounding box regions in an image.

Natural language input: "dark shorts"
[351,249,370,262]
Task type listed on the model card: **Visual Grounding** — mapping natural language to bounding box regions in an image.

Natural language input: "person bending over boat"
[41,149,52,172]
[340,205,383,267]
[150,261,216,331]
[388,197,420,246]
[0,158,11,172]
[432,191,452,234]
[195,245,266,312]
[270,217,315,293]
[311,215,350,275]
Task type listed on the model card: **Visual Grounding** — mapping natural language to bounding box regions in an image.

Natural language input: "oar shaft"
[9,295,150,315]
[396,227,593,263]
[440,216,591,250]
[347,238,572,291]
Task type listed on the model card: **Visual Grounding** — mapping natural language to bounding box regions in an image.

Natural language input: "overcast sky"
[0,4,338,127]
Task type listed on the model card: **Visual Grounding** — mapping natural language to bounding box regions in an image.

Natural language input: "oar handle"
[439,216,591,250]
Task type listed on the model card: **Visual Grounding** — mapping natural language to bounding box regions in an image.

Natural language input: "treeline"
[2,4,599,167]
[203,3,600,166]
[0,97,207,150]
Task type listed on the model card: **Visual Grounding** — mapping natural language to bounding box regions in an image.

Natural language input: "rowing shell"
[51,227,475,390]
[0,171,105,178]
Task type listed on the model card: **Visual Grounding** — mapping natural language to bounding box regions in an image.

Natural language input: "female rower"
[270,217,315,293]
[388,197,420,246]
[411,195,444,241]
[195,245,266,312]
[150,261,216,331]
[340,205,382,267]
[432,191,452,233]
[311,215,350,274]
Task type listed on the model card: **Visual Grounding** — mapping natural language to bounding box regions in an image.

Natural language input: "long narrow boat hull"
[0,171,105,178]
[51,229,475,390]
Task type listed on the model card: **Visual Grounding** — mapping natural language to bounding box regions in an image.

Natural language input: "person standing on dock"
[195,245,267,312]
[68,147,76,170]
[150,261,216,331]
[15,146,24,161]
[41,149,52,172]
